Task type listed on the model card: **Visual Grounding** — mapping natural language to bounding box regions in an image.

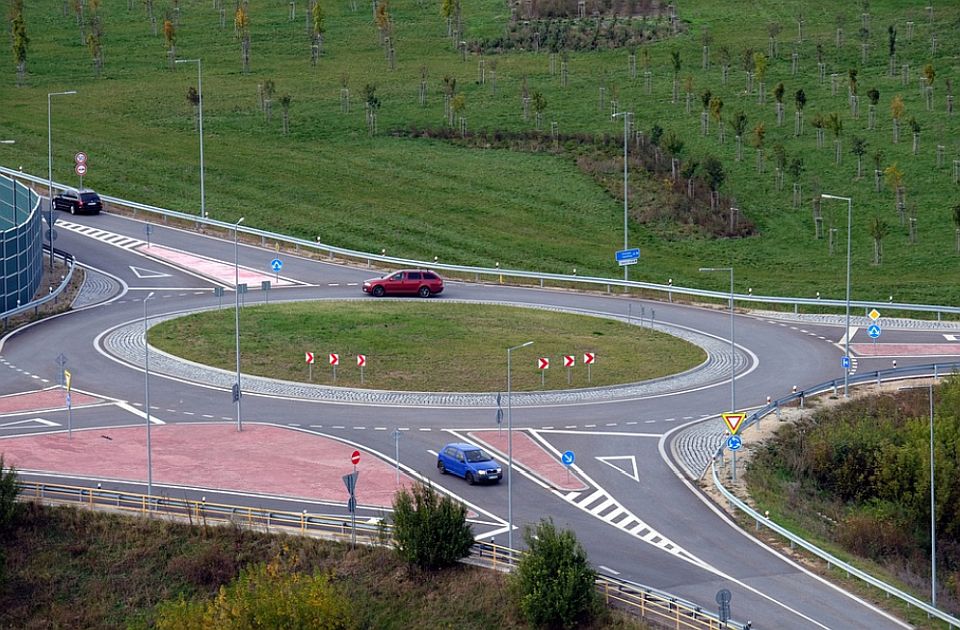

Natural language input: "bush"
[154,555,353,629]
[511,518,601,629]
[0,456,20,531]
[391,482,474,570]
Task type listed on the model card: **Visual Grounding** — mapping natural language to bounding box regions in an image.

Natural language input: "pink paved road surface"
[0,424,414,508]
[0,389,102,413]
[469,430,587,491]
[140,245,295,287]
[852,343,960,356]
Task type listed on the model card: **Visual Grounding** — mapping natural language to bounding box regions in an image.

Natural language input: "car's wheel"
[466,472,476,485]
[69,204,76,215]
[437,461,446,474]
[372,285,385,297]
[418,285,431,298]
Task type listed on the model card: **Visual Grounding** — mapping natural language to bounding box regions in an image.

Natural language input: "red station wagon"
[362,270,444,298]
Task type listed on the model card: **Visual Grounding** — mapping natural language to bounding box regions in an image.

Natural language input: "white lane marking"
[332,425,345,429]
[596,455,640,482]
[354,426,367,430]
[117,401,165,424]
[374,427,387,431]
[310,424,323,428]
[585,423,596,428]
[202,414,214,418]
[944,334,959,341]
[598,565,621,575]
[419,428,431,431]
[182,411,195,416]
[626,421,637,425]
[838,326,859,345]
[427,449,438,456]
[0,418,60,429]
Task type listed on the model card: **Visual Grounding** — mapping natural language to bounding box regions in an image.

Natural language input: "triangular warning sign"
[596,456,639,482]
[722,413,746,435]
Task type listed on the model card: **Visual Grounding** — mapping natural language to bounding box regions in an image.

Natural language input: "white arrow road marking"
[0,418,60,429]
[596,455,640,482]
[128,265,172,279]
[944,334,960,341]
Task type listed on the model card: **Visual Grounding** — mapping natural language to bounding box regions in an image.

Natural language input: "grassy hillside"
[3,1,960,303]
[0,502,644,628]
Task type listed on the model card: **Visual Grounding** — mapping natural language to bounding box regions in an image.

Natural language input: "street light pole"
[143,291,155,501]
[175,59,205,219]
[821,193,853,397]
[234,216,245,432]
[612,111,633,282]
[700,267,735,412]
[506,340,533,552]
[47,90,77,270]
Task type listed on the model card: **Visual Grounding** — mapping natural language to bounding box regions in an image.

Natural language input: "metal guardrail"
[3,165,960,321]
[19,480,745,629]
[712,363,960,629]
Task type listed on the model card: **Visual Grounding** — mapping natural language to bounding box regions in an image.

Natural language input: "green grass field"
[148,301,705,390]
[4,1,960,303]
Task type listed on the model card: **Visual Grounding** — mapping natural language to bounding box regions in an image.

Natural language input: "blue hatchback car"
[437,443,502,485]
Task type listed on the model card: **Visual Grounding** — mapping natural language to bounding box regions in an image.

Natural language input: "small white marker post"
[392,429,401,484]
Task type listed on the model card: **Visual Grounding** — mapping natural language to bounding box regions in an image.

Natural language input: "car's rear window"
[80,193,100,202]
[407,272,422,280]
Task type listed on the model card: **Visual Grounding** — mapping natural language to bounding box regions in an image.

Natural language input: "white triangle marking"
[0,418,60,429]
[596,455,640,482]
[129,265,172,279]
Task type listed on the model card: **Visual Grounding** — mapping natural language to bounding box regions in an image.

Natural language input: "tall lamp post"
[143,291,155,501]
[612,111,632,282]
[174,59,206,220]
[234,216,245,432]
[700,267,735,412]
[820,193,853,397]
[47,90,77,270]
[900,383,937,607]
[506,340,533,552]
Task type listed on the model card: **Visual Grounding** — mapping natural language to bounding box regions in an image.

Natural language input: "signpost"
[867,324,881,338]
[716,589,732,624]
[538,357,549,387]
[260,280,271,303]
[75,151,87,189]
[144,224,153,248]
[561,450,575,484]
[213,286,224,309]
[305,351,315,380]
[64,368,73,438]
[563,355,574,384]
[357,354,366,384]
[583,352,596,382]
[615,248,640,267]
[342,466,359,548]
[841,356,851,370]
[329,353,339,381]
[270,257,282,282]
[726,435,742,451]
[721,412,746,482]
[392,429,402,484]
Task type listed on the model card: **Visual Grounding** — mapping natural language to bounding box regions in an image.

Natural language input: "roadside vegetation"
[745,375,960,616]
[148,301,705,391]
[0,462,644,629]
[4,1,960,303]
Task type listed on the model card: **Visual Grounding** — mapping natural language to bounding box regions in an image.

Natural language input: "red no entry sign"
[350,450,361,465]
[75,163,87,176]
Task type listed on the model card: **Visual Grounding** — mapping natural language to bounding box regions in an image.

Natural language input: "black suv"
[53,189,103,215]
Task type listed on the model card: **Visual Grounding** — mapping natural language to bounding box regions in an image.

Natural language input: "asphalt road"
[4,209,957,628]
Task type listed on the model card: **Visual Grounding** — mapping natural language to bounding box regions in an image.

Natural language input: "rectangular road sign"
[615,248,641,266]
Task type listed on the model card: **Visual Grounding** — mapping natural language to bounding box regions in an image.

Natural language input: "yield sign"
[721,412,746,435]
[357,354,366,367]
[537,357,549,370]
[563,355,575,368]
[305,352,315,364]
[583,352,596,365]
[329,353,340,366]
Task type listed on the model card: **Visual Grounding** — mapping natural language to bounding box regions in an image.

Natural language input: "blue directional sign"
[615,248,640,266]
[726,435,742,451]
[841,356,850,369]
[561,450,576,466]
[270,258,283,273]
[867,324,881,339]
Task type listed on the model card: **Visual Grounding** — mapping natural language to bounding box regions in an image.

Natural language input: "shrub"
[511,518,601,629]
[154,556,353,629]
[0,456,20,531]
[391,482,474,570]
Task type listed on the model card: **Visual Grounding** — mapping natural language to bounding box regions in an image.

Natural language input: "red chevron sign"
[357,354,366,367]
[305,352,315,364]
[563,355,575,368]
[538,357,549,370]
[329,353,339,366]
[583,352,596,365]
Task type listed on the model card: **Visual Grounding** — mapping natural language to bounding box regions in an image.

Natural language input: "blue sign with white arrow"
[615,248,640,266]
[270,258,283,273]
[867,324,881,339]
[726,435,742,451]
[561,450,575,466]
[841,356,851,369]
